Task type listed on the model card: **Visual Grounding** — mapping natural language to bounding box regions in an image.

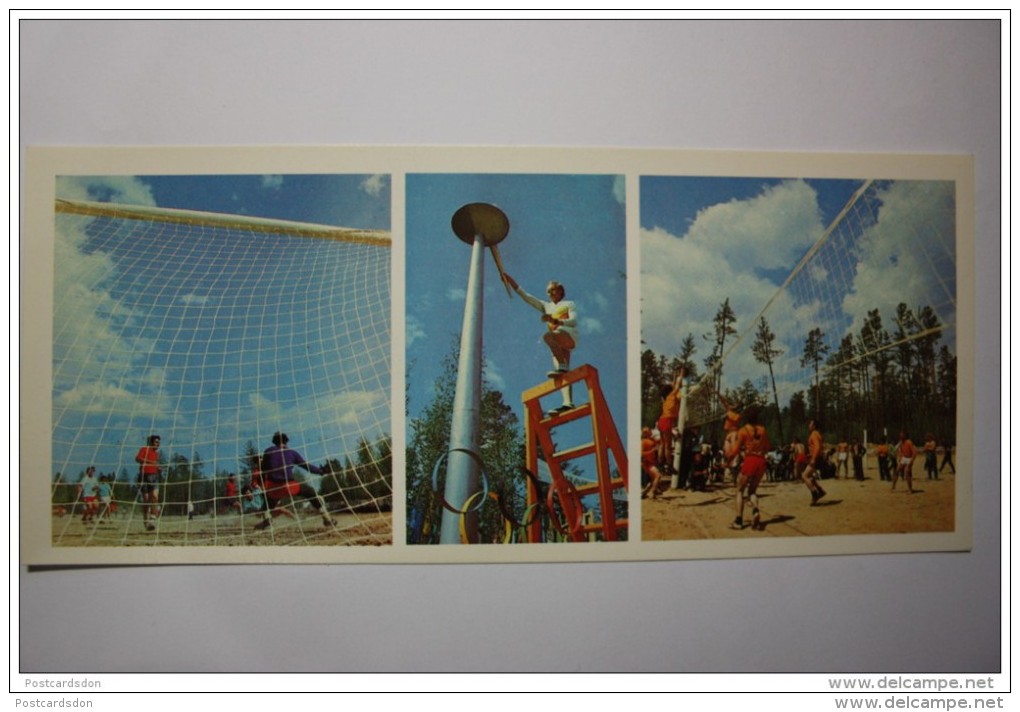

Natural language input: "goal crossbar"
[55,198,391,247]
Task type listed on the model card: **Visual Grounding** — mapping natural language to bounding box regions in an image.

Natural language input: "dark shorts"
[139,474,159,494]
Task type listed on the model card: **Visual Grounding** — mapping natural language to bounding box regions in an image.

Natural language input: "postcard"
[20,145,973,565]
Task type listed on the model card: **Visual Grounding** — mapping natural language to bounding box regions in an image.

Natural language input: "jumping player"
[657,368,685,471]
[135,435,162,531]
[730,405,770,531]
[502,273,578,415]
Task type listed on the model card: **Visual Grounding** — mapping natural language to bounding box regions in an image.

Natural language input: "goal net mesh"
[50,199,392,546]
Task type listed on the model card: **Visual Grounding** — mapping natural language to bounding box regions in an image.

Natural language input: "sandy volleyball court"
[642,465,956,540]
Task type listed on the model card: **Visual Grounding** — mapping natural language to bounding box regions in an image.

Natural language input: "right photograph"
[640,176,958,540]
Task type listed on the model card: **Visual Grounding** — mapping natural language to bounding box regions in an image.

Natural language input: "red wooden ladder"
[522,364,628,542]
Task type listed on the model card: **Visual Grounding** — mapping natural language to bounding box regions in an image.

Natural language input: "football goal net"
[50,198,392,547]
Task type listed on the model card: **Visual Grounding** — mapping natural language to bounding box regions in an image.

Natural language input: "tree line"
[642,298,956,447]
[52,435,393,516]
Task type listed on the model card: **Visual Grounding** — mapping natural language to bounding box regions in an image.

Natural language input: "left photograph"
[49,174,393,547]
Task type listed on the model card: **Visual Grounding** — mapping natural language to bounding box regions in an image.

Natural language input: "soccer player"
[77,466,99,523]
[135,435,162,531]
[891,430,917,494]
[222,473,241,514]
[502,274,579,415]
[730,405,770,531]
[801,420,828,505]
[256,432,336,531]
[96,475,113,522]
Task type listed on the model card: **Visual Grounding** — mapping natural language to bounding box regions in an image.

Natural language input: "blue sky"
[52,174,390,480]
[405,174,628,456]
[640,176,957,404]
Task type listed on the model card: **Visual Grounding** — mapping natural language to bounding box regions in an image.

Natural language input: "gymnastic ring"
[431,448,490,515]
[456,490,513,544]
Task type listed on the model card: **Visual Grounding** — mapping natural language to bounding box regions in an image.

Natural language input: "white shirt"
[514,287,579,344]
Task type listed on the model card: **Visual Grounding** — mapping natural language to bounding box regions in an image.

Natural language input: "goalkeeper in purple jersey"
[256,432,336,530]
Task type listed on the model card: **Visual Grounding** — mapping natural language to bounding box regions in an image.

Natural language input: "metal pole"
[439,203,509,545]
[440,233,486,544]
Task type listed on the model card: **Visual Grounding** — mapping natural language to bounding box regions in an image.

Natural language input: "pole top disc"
[452,203,509,247]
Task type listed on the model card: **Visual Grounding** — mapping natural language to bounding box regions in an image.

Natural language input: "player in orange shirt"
[719,394,743,483]
[135,434,162,531]
[801,420,827,505]
[640,427,664,499]
[892,430,917,494]
[730,405,770,531]
[657,368,685,471]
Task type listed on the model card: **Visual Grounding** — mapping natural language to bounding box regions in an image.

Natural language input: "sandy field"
[642,463,956,540]
[51,510,392,547]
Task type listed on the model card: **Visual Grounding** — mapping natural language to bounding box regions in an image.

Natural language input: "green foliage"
[406,342,527,544]
[752,316,785,444]
[320,436,393,513]
[643,297,956,448]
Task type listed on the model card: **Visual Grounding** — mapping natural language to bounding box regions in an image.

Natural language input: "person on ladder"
[502,274,579,415]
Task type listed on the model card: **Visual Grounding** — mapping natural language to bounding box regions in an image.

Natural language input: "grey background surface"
[18,19,1001,672]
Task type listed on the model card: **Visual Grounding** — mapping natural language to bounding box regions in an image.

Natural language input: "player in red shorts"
[656,368,685,472]
[77,466,99,523]
[641,427,665,499]
[730,405,770,531]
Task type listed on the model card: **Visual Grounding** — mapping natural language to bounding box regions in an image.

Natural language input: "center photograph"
[404,174,629,545]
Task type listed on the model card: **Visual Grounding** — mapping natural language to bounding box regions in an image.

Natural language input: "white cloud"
[360,174,388,197]
[56,175,157,206]
[53,380,168,419]
[446,287,466,302]
[261,175,284,190]
[406,314,426,348]
[641,179,957,405]
[612,175,626,206]
[842,181,956,337]
[680,179,822,274]
[581,316,604,335]
[179,293,210,306]
[247,392,283,425]
[640,181,832,395]
[318,390,386,428]
[483,360,506,391]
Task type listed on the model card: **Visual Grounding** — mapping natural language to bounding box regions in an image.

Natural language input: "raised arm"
[502,273,546,314]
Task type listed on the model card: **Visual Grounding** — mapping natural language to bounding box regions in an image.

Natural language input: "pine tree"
[801,327,829,422]
[406,342,526,544]
[751,316,785,444]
